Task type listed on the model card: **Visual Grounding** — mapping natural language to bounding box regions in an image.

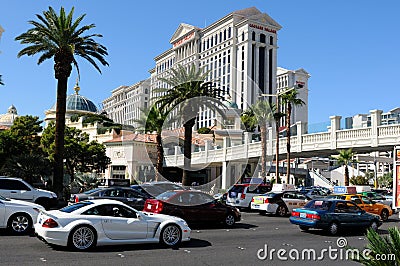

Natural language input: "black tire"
[160,224,181,247]
[224,213,236,227]
[68,225,97,251]
[275,205,287,217]
[328,222,339,235]
[380,209,389,221]
[299,225,309,231]
[7,213,32,235]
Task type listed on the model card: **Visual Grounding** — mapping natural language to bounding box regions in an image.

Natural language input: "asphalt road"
[0,211,398,266]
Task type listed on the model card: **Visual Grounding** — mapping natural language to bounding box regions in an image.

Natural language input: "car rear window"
[229,185,245,194]
[304,200,332,211]
[156,191,178,201]
[60,201,94,213]
[84,188,102,194]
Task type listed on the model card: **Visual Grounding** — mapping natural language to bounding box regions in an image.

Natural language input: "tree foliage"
[41,122,110,183]
[332,148,357,186]
[0,116,50,184]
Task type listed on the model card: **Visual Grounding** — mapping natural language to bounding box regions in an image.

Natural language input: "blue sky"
[0,0,399,125]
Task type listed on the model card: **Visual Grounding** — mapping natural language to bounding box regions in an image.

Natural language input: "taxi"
[251,191,309,217]
[326,193,393,221]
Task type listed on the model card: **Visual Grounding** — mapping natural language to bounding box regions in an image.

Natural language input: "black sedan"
[69,187,151,210]
[143,190,241,227]
[289,198,382,235]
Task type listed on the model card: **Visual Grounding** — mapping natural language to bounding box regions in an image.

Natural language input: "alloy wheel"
[161,224,181,247]
[71,226,95,250]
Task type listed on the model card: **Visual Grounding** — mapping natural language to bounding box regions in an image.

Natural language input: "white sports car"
[34,199,191,250]
[0,194,44,234]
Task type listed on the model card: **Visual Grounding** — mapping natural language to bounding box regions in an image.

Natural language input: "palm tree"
[15,7,108,196]
[353,227,400,265]
[154,63,225,186]
[134,104,175,181]
[334,148,357,186]
[250,100,274,181]
[240,108,257,132]
[280,89,305,184]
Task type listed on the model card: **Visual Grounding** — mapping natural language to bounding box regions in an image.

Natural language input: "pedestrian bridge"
[164,111,400,167]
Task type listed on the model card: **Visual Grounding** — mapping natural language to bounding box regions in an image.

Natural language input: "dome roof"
[0,104,18,126]
[50,93,98,113]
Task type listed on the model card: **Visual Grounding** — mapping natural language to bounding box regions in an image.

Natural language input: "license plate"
[252,204,260,209]
[300,213,306,218]
[147,204,152,209]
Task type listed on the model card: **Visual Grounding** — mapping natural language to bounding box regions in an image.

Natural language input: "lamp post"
[260,85,302,184]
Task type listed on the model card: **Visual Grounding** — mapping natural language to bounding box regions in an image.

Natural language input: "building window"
[260,34,266,43]
[252,31,256,41]
[228,27,231,38]
[269,36,274,45]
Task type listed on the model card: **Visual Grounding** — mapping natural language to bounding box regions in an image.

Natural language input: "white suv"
[0,176,58,209]
[226,183,272,209]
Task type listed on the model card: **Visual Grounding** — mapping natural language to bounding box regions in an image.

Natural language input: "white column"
[222,161,228,189]
[370,109,383,147]
[330,116,341,150]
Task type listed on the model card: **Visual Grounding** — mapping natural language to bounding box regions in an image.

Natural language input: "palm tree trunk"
[182,118,196,186]
[275,119,280,184]
[260,123,267,181]
[53,77,68,197]
[344,165,349,186]
[155,133,163,182]
[286,103,292,184]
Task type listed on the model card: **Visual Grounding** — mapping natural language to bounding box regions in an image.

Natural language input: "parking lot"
[0,210,398,266]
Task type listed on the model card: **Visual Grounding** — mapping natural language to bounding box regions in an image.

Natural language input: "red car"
[143,190,241,226]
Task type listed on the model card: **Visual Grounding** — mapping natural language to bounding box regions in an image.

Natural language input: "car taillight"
[291,211,300,217]
[240,193,246,200]
[75,196,79,203]
[42,218,58,228]
[144,199,163,213]
[156,201,163,213]
[264,198,269,204]
[306,213,320,220]
[251,198,254,202]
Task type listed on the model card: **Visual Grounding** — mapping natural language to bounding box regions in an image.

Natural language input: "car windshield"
[60,201,94,213]
[304,200,332,211]
[156,191,178,201]
[84,188,102,194]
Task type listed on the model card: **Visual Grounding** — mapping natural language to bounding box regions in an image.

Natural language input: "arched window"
[260,34,266,43]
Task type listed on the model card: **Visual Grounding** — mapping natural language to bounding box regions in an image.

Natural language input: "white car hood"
[6,198,44,209]
[142,212,185,223]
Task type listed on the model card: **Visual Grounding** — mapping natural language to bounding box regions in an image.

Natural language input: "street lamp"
[259,85,303,184]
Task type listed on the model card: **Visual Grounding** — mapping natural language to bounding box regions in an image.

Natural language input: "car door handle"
[10,191,17,193]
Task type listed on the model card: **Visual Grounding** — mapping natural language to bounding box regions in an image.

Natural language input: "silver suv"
[0,176,58,209]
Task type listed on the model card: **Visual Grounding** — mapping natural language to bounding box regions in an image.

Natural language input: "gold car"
[327,194,392,221]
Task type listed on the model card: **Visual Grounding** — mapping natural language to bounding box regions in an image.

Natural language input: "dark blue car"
[289,198,382,235]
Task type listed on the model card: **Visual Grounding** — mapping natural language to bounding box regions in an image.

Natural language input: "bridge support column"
[370,109,382,147]
[330,116,341,150]
[296,121,306,152]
